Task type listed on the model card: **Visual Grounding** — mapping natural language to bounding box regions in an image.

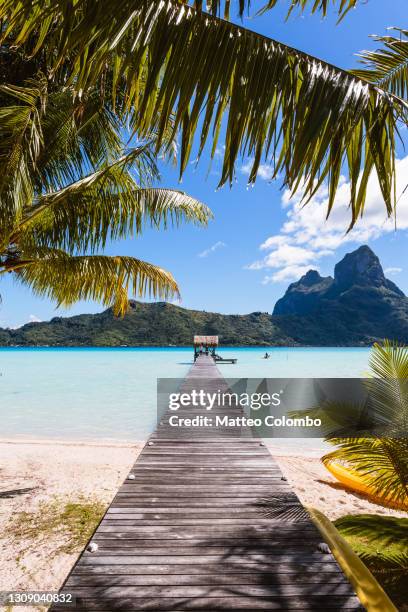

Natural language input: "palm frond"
[359,550,408,576]
[263,0,359,20]
[352,29,408,99]
[1,1,405,227]
[359,551,408,605]
[215,0,359,21]
[13,252,179,316]
[288,400,375,438]
[0,69,211,314]
[0,76,47,223]
[17,180,212,253]
[289,342,408,508]
[365,341,408,437]
[322,437,408,507]
[36,88,124,192]
[335,514,408,601]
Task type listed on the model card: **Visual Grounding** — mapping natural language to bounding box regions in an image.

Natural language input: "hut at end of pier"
[193,335,218,361]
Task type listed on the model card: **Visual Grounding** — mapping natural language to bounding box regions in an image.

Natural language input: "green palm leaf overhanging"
[9,252,180,316]
[1,2,406,228]
[352,29,408,99]
[199,0,359,20]
[0,78,47,223]
[0,76,212,315]
[17,181,211,254]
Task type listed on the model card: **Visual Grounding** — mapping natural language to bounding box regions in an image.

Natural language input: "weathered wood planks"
[52,355,363,611]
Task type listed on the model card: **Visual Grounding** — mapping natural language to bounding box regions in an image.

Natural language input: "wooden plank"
[94,519,312,526]
[77,554,340,565]
[71,562,345,575]
[89,545,331,554]
[52,595,363,611]
[104,508,289,515]
[52,355,363,611]
[65,573,348,586]
[60,584,358,598]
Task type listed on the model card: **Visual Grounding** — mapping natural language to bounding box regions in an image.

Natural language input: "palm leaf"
[352,29,408,99]
[289,399,378,438]
[254,0,358,21]
[289,342,408,507]
[0,73,161,203]
[12,251,179,316]
[0,72,211,314]
[365,341,408,437]
[359,551,408,605]
[0,77,47,224]
[36,88,123,192]
[17,182,212,253]
[359,550,408,580]
[1,1,405,226]
[322,437,408,506]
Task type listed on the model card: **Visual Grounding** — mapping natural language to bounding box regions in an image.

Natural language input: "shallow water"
[0,347,370,440]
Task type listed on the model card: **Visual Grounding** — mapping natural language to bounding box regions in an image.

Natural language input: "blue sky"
[2,0,408,327]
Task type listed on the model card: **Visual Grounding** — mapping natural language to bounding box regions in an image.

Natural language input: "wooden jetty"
[53,355,362,610]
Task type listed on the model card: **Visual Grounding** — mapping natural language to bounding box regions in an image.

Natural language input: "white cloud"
[214,146,225,160]
[198,241,226,258]
[241,159,274,181]
[260,235,287,250]
[28,314,42,323]
[7,314,43,329]
[246,156,408,283]
[384,267,402,276]
[262,265,314,284]
[247,244,327,271]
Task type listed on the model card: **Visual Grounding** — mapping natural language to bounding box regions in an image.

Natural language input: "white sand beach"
[0,439,143,606]
[273,453,407,520]
[0,438,406,609]
[264,440,407,519]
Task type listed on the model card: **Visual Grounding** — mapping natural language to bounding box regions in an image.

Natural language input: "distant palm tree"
[1,0,407,228]
[0,75,211,314]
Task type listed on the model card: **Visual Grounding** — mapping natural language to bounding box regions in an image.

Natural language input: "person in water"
[264,352,270,359]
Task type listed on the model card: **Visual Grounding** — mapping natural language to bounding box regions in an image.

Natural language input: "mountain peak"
[273,245,405,316]
[299,270,324,286]
[273,270,333,315]
[334,245,385,291]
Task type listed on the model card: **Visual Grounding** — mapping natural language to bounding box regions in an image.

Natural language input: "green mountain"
[0,301,292,347]
[1,246,407,346]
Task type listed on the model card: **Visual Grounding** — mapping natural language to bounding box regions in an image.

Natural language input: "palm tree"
[1,0,406,229]
[294,341,408,509]
[0,74,212,315]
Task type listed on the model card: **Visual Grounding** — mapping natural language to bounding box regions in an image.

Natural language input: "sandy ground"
[0,439,143,609]
[0,439,406,611]
[271,452,407,520]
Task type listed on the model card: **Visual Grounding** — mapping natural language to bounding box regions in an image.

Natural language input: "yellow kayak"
[325,461,408,511]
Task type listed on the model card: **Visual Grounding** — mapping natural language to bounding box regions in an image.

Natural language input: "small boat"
[325,461,408,510]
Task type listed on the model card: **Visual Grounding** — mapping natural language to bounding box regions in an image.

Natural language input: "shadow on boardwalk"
[52,356,362,611]
[56,509,362,610]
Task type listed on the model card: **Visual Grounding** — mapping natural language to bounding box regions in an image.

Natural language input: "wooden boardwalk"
[54,356,363,611]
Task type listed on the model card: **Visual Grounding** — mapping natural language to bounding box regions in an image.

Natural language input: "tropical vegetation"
[0,69,211,314]
[335,514,408,610]
[0,0,407,310]
[295,341,408,509]
[0,0,407,230]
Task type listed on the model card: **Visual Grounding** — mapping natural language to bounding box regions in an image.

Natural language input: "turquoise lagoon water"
[0,347,370,440]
